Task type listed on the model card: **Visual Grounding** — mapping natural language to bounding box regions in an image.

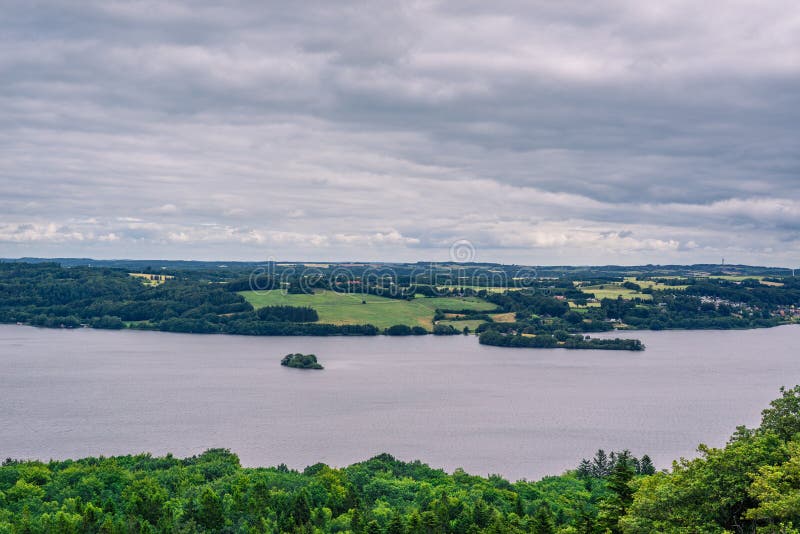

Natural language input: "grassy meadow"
[239,289,496,330]
[623,276,689,290]
[578,284,653,300]
[128,272,174,286]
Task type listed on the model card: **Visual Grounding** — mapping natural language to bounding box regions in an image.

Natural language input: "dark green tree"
[530,502,555,534]
[639,455,656,475]
[195,486,224,531]
[387,512,405,534]
[597,456,635,533]
[292,488,312,526]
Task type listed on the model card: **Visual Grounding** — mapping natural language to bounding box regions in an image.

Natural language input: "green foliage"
[478,329,644,351]
[281,353,324,370]
[620,388,800,533]
[256,305,319,322]
[0,450,608,534]
[760,385,800,441]
[597,454,635,533]
[432,324,460,335]
[746,440,800,525]
[530,502,555,533]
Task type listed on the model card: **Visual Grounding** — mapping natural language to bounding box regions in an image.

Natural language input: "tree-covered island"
[281,353,324,369]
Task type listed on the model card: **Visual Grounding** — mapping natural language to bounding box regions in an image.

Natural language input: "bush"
[385,325,413,336]
[433,324,459,335]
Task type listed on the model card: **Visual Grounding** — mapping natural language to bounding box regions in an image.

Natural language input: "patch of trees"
[384,325,428,336]
[0,445,646,534]
[0,262,251,331]
[478,329,644,351]
[684,279,800,308]
[0,263,383,337]
[577,449,656,479]
[433,309,496,326]
[475,315,614,337]
[281,353,324,369]
[622,385,800,532]
[485,291,570,317]
[256,305,319,322]
[226,321,379,336]
[432,324,461,335]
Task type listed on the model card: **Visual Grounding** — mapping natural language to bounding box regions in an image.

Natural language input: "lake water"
[1,324,799,480]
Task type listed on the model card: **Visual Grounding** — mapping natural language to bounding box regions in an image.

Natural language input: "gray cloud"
[0,0,798,264]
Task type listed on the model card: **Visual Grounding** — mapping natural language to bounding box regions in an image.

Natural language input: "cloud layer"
[1,0,798,264]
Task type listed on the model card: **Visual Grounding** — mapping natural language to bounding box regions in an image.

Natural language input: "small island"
[281,353,324,370]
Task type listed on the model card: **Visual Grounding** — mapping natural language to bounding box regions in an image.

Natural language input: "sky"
[1,1,798,266]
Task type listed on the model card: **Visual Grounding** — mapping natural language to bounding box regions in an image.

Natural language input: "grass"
[576,277,692,301]
[129,273,174,286]
[623,277,688,291]
[489,312,517,323]
[239,289,496,330]
[579,284,652,300]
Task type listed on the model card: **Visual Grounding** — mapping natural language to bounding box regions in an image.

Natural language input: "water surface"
[1,324,798,480]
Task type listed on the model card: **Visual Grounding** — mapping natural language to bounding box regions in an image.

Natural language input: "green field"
[623,277,689,291]
[576,277,692,301]
[579,284,652,300]
[239,289,496,330]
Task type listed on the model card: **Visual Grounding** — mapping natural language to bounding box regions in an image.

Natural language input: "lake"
[1,324,799,480]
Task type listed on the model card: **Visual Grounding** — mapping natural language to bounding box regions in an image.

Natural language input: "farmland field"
[489,312,517,322]
[239,289,496,330]
[579,284,652,300]
[623,277,689,291]
[128,272,174,286]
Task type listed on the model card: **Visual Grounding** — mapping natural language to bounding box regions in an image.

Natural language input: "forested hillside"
[0,262,376,336]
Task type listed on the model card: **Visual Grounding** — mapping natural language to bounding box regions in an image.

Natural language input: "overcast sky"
[1,1,798,265]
